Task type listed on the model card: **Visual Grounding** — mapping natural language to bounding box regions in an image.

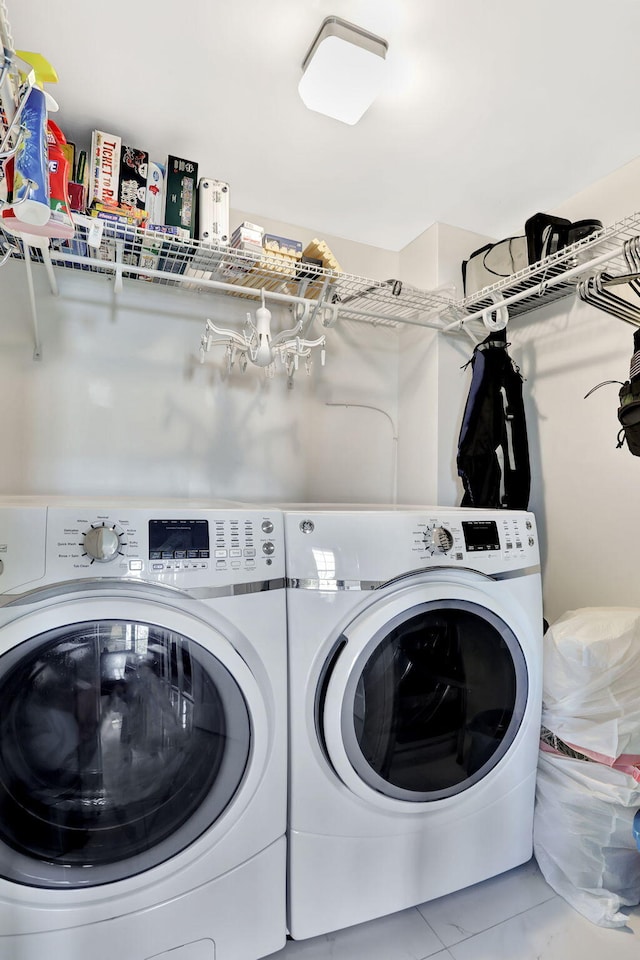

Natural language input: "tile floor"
[271,858,640,960]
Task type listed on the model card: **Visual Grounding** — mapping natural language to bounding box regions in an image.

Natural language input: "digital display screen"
[462,520,500,552]
[149,520,210,560]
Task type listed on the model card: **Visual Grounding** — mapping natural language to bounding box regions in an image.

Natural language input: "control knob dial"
[83,524,124,563]
[423,525,454,554]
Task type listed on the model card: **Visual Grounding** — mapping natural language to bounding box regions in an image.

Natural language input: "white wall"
[514,297,636,624]
[434,222,494,506]
[229,208,407,506]
[396,223,439,505]
[0,215,406,506]
[304,318,401,505]
[396,220,493,506]
[433,160,640,623]
[551,155,640,230]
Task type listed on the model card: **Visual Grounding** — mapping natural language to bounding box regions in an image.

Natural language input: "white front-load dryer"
[284,506,543,940]
[0,498,287,960]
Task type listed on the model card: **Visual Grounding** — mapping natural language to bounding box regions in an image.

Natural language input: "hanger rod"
[22,242,42,360]
[47,249,316,308]
[46,247,447,329]
[333,302,445,329]
[601,272,640,287]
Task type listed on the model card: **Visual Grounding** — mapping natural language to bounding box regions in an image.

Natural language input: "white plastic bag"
[534,749,640,927]
[542,607,640,769]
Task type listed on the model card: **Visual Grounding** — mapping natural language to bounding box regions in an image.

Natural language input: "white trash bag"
[534,749,640,927]
[542,607,640,770]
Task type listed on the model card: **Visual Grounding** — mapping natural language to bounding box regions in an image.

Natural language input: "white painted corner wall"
[431,161,640,624]
[396,220,493,508]
[0,215,401,506]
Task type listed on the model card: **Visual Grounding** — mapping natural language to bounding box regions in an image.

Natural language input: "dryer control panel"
[284,506,538,583]
[412,514,535,566]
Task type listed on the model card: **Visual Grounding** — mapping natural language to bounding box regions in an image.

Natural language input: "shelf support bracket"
[41,243,59,297]
[114,239,124,295]
[22,240,42,361]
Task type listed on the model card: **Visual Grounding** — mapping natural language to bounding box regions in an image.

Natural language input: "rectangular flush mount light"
[298,16,388,125]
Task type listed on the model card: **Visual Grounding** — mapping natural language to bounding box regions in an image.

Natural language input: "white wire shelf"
[440,211,640,336]
[5,210,640,359]
[0,219,453,330]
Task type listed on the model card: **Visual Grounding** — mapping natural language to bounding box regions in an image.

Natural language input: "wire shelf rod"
[441,242,633,332]
[335,303,445,329]
[21,240,41,360]
[46,249,322,308]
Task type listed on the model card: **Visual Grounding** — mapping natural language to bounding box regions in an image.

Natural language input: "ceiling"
[7,0,640,251]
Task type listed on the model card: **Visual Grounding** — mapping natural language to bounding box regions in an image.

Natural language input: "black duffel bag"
[525,212,603,264]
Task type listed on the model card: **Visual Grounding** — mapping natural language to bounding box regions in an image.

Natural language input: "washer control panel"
[44,507,283,584]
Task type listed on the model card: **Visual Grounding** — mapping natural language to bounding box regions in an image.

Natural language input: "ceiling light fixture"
[298,16,388,126]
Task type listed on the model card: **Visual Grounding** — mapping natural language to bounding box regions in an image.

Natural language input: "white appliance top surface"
[0,495,251,509]
[280,503,533,515]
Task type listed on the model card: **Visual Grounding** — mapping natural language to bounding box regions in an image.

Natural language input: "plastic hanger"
[594,272,640,324]
[577,272,640,326]
[622,236,640,298]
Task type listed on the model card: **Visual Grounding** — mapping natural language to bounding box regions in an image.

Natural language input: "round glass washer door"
[0,597,263,889]
[319,588,529,807]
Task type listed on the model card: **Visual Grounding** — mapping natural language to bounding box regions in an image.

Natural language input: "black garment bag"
[456,329,531,509]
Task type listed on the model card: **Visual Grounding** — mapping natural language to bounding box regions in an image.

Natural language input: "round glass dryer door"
[321,599,528,802]
[0,619,251,888]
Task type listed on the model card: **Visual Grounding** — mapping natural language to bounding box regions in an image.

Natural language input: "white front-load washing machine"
[0,498,287,960]
[284,506,543,940]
